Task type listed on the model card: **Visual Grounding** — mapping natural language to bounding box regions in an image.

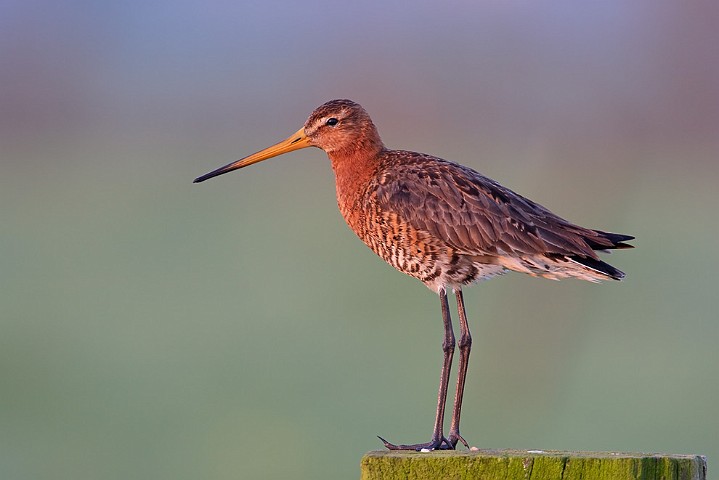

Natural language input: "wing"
[372,152,623,261]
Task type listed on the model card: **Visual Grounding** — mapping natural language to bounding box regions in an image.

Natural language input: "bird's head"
[193,99,383,183]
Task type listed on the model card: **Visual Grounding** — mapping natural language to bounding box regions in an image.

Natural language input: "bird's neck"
[330,143,383,186]
[329,143,385,219]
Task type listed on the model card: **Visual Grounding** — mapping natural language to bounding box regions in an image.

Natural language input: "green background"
[2,2,717,479]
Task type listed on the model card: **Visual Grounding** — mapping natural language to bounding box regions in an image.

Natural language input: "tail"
[571,231,634,280]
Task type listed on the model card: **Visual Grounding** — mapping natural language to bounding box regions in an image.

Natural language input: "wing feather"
[372,152,616,260]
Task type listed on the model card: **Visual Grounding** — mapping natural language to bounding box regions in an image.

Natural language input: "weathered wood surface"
[361,449,706,480]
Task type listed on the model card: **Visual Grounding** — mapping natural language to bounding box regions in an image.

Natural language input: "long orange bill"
[193,127,312,183]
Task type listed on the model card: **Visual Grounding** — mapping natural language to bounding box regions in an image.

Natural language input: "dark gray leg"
[380,288,455,450]
[448,288,471,448]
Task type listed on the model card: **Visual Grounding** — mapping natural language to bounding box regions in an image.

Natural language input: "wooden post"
[361,449,706,480]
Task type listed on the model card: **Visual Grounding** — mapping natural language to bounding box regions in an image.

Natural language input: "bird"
[193,99,633,451]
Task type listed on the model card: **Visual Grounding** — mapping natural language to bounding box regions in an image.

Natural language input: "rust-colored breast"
[335,151,509,291]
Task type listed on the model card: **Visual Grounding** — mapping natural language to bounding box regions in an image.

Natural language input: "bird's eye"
[326,117,339,126]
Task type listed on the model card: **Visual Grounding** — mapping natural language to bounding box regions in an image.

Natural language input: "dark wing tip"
[588,231,635,251]
[571,255,626,280]
[603,232,635,245]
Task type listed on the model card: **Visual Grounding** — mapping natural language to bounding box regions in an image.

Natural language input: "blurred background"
[2,1,718,478]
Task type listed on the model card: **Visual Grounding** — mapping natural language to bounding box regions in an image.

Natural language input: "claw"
[448,432,470,449]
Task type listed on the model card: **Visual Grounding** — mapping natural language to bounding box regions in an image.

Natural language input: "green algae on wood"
[360,449,706,480]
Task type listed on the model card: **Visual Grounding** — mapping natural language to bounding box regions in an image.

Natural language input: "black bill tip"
[192,166,232,184]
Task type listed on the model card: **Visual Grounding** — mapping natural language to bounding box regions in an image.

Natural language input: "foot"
[378,435,454,451]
